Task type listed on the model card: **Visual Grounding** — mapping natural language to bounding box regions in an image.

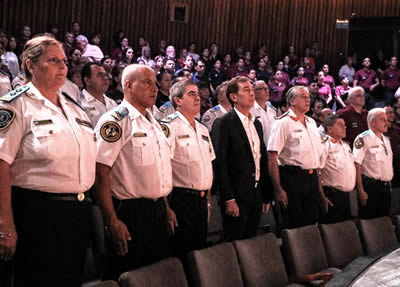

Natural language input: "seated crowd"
[0,22,399,287]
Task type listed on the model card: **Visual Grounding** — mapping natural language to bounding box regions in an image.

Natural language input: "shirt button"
[49,130,54,135]
[142,143,146,146]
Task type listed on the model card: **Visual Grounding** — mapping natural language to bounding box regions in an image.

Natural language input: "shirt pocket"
[131,137,155,166]
[289,131,302,146]
[30,122,59,159]
[177,137,198,161]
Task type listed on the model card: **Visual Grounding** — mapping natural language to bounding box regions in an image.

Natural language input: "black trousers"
[319,186,351,224]
[359,176,391,219]
[169,187,208,259]
[220,186,263,241]
[11,187,92,287]
[279,166,320,229]
[104,197,170,281]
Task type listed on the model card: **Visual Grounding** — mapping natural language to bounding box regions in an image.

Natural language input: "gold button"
[94,136,97,142]
[77,193,85,202]
[200,191,205,198]
[49,130,54,135]
[309,169,313,174]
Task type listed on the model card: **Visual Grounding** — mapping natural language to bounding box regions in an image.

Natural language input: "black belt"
[362,175,391,187]
[12,186,93,203]
[173,187,208,198]
[280,165,316,175]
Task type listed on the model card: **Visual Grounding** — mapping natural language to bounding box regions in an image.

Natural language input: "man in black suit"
[211,76,273,241]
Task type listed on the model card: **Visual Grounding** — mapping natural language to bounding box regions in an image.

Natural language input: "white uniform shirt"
[61,79,81,102]
[0,73,11,97]
[79,89,117,126]
[268,109,322,169]
[320,137,356,191]
[201,104,228,132]
[251,101,277,149]
[95,99,172,200]
[353,130,393,182]
[235,108,261,181]
[0,82,97,193]
[164,112,215,190]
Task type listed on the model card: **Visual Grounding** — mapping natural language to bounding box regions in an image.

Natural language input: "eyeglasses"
[255,87,268,91]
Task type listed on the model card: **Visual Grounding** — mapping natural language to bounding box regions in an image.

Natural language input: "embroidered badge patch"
[100,121,122,142]
[160,123,170,138]
[354,137,364,149]
[0,109,15,131]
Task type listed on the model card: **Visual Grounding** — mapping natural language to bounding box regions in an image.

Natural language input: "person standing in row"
[0,35,96,287]
[95,64,174,280]
[160,80,215,258]
[268,86,322,229]
[212,76,273,241]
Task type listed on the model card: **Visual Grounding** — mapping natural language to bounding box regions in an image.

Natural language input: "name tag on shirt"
[85,107,96,112]
[33,119,53,125]
[133,132,147,137]
[294,129,302,133]
[202,135,210,142]
[75,118,93,128]
[351,122,358,128]
[370,145,379,149]
[178,134,190,139]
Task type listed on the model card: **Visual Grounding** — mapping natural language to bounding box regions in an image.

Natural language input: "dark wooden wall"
[1,0,399,72]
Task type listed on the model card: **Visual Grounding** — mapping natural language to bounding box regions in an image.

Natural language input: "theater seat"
[186,242,244,287]
[119,257,188,287]
[393,215,400,242]
[357,217,398,256]
[281,225,341,283]
[319,220,364,268]
[233,233,305,287]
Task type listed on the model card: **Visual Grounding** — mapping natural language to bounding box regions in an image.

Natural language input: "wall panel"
[0,0,399,73]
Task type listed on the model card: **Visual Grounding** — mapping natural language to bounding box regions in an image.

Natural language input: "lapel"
[232,109,253,157]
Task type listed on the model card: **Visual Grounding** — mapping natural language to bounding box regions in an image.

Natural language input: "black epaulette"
[321,135,329,143]
[196,117,207,128]
[62,92,86,112]
[277,111,289,119]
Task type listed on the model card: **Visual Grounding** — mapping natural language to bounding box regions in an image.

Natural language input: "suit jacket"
[211,109,273,205]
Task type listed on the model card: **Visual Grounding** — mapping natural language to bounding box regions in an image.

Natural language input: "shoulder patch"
[160,113,178,123]
[160,123,170,137]
[354,137,364,149]
[0,109,16,131]
[277,111,289,120]
[0,85,29,102]
[211,105,220,112]
[100,121,122,142]
[321,135,329,143]
[202,114,211,123]
[159,101,172,111]
[111,106,129,121]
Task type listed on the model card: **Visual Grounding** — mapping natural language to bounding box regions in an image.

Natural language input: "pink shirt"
[318,84,331,101]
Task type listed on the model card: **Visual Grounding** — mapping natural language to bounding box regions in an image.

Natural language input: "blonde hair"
[21,35,62,81]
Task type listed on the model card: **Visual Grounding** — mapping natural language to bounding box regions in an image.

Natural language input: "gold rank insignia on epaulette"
[277,111,289,120]
[0,85,30,102]
[0,108,16,131]
[100,121,122,142]
[111,106,129,121]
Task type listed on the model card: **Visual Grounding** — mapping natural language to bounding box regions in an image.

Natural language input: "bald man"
[95,64,174,279]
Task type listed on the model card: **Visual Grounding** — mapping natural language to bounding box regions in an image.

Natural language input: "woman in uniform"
[0,35,97,287]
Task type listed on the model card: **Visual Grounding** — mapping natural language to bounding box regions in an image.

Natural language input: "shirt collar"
[219,104,228,114]
[82,89,96,102]
[235,107,255,123]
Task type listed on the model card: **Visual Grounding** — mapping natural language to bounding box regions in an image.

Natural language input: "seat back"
[319,220,363,268]
[281,225,328,279]
[119,257,188,287]
[393,215,400,242]
[186,242,244,287]
[233,233,289,287]
[357,217,398,256]
[92,281,119,287]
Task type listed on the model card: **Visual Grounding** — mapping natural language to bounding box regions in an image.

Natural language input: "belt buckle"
[77,193,85,202]
[309,169,313,174]
[200,191,205,198]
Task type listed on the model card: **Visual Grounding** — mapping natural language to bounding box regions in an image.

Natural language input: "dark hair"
[170,79,197,109]
[100,55,111,64]
[81,62,104,89]
[311,96,327,109]
[156,70,170,82]
[323,114,342,131]
[110,63,127,89]
[225,76,251,106]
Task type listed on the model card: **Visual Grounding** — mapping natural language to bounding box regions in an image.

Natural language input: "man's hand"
[321,195,334,213]
[275,187,288,208]
[358,190,368,206]
[166,206,178,234]
[0,222,17,261]
[262,203,271,214]
[225,200,240,217]
[107,219,131,256]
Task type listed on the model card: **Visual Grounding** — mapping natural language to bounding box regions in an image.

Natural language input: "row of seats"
[91,216,400,287]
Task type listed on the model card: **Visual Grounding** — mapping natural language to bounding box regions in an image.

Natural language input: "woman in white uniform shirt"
[0,35,97,287]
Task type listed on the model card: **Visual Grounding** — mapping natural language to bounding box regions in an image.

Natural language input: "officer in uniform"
[95,64,174,279]
[79,62,117,126]
[201,81,231,132]
[251,80,277,146]
[160,79,215,258]
[268,85,323,229]
[0,35,96,287]
[353,108,393,219]
[319,114,356,223]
